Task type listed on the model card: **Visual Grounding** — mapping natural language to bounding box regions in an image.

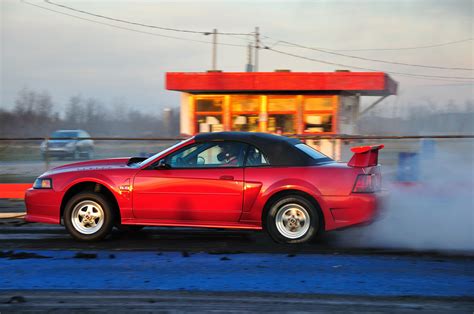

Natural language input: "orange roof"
[166,72,397,96]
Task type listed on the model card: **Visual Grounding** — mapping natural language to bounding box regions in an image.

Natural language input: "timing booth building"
[166,71,397,159]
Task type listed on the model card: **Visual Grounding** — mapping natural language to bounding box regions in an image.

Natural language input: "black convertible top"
[194,132,326,166]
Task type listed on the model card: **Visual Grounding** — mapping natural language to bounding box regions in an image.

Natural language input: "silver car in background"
[40,130,94,160]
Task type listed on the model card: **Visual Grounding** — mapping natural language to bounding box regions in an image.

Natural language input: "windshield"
[51,131,79,139]
[295,144,333,162]
[131,137,194,168]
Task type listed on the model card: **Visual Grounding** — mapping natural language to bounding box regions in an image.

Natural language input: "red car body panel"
[133,167,244,222]
[25,134,386,233]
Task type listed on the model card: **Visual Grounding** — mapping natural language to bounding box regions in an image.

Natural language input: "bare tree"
[64,95,84,126]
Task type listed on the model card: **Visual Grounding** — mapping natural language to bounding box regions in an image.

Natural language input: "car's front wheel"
[265,195,320,244]
[64,192,114,241]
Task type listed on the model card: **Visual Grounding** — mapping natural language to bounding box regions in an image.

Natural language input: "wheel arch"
[60,181,120,223]
[261,189,325,231]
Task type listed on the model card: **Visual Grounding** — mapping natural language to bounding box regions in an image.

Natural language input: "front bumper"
[323,190,389,231]
[24,188,62,224]
[42,149,74,157]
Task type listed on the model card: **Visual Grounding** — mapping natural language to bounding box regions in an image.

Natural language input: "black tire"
[63,192,115,241]
[265,195,320,244]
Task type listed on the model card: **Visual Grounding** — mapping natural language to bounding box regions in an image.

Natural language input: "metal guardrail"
[0,135,473,141]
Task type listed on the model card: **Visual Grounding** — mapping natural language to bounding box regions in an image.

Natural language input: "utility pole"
[254,26,260,72]
[212,28,217,70]
[246,43,253,72]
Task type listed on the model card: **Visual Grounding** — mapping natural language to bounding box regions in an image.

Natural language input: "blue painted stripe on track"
[0,251,473,297]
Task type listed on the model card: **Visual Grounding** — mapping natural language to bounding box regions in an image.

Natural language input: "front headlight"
[33,178,53,189]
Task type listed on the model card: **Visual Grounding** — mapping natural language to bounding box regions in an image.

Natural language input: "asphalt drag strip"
[1,290,473,313]
[0,218,472,256]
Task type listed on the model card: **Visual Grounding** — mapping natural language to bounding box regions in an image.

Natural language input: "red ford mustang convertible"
[25,132,385,244]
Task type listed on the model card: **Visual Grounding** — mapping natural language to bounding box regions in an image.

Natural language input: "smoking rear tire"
[265,195,320,244]
[64,192,114,241]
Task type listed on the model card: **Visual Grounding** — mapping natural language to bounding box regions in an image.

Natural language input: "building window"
[268,97,297,112]
[304,97,333,111]
[230,95,260,132]
[267,96,297,134]
[268,114,295,134]
[231,96,259,112]
[195,96,224,133]
[303,96,335,134]
[196,115,224,133]
[196,98,222,112]
[232,114,259,132]
[304,114,333,132]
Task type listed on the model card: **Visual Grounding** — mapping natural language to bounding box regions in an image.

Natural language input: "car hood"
[44,158,131,175]
[46,139,76,143]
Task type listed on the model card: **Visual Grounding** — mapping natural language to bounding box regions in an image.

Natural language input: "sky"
[1,0,473,116]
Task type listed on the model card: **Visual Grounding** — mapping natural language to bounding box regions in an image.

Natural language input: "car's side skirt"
[120,219,262,230]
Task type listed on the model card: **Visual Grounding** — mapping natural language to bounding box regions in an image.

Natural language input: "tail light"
[352,173,381,193]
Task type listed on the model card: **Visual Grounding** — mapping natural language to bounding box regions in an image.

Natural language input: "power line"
[264,46,474,82]
[263,36,473,71]
[44,0,251,36]
[22,0,474,82]
[326,38,474,52]
[22,1,248,48]
[264,36,473,52]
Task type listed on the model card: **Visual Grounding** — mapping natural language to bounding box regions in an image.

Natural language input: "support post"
[359,95,389,117]
[212,29,217,70]
[254,26,260,72]
[246,44,253,72]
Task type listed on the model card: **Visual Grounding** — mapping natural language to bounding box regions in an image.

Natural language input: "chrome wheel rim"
[71,200,104,235]
[275,203,310,239]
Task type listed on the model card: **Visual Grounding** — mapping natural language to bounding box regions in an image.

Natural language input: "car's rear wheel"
[64,192,114,241]
[265,195,320,244]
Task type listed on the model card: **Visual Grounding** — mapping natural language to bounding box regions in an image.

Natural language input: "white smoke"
[336,140,474,252]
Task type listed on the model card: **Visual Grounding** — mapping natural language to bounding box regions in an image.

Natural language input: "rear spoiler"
[348,144,384,167]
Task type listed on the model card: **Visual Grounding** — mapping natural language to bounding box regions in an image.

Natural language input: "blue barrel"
[397,152,420,182]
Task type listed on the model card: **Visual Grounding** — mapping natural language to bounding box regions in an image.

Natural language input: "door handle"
[219,175,234,180]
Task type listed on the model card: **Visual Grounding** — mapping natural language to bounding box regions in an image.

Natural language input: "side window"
[81,131,91,138]
[245,146,269,167]
[165,141,248,168]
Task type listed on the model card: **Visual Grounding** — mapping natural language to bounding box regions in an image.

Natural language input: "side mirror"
[156,159,171,170]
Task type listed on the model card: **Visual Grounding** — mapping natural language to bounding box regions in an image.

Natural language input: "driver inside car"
[217,143,239,166]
